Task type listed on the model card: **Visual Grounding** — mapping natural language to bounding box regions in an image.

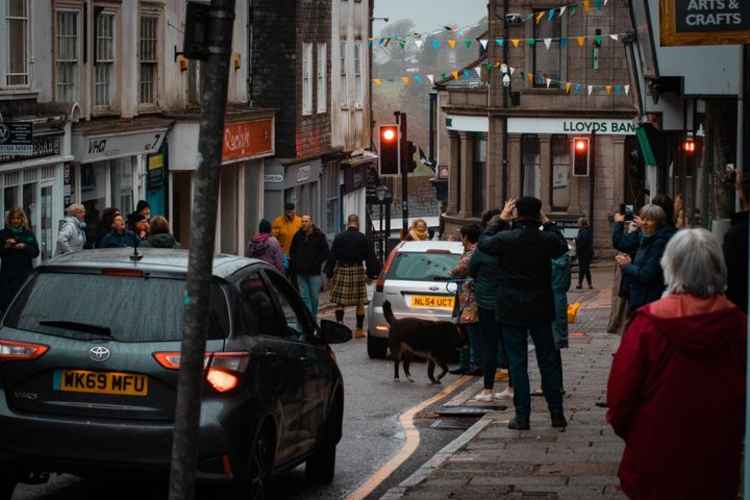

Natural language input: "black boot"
[551,411,568,429]
[508,416,530,430]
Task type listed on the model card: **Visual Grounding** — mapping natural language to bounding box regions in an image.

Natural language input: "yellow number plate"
[54,370,149,397]
[409,295,455,311]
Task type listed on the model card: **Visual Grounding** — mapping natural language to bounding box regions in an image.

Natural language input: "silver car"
[366,241,464,359]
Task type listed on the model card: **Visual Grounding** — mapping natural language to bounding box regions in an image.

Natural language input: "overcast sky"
[374,0,487,36]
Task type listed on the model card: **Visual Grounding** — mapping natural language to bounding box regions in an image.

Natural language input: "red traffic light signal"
[572,137,590,177]
[683,138,696,154]
[379,125,399,176]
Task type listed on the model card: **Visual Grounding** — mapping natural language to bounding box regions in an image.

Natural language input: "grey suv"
[0,249,351,499]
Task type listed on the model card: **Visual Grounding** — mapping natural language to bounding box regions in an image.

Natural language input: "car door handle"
[298,356,308,362]
[263,350,279,359]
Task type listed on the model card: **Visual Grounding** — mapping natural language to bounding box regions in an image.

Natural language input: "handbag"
[460,302,478,323]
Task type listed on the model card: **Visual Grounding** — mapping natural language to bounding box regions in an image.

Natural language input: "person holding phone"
[0,208,40,312]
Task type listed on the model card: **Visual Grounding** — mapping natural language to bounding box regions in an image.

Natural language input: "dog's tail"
[382,300,397,326]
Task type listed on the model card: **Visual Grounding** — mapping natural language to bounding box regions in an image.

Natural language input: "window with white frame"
[139,13,159,106]
[354,41,363,105]
[95,11,115,108]
[6,0,30,86]
[339,40,348,101]
[55,10,79,102]
[302,43,313,115]
[317,43,327,114]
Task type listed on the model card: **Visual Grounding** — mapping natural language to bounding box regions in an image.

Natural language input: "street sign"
[661,0,750,46]
[0,122,33,155]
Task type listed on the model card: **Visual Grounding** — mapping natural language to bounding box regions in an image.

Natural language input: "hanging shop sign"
[222,118,273,163]
[661,0,750,46]
[74,129,167,163]
[147,153,166,191]
[0,128,63,164]
[0,122,32,156]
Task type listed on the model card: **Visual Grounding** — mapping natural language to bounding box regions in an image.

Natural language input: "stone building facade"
[441,0,639,253]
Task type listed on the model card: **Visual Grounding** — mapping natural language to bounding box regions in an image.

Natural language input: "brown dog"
[383,301,464,384]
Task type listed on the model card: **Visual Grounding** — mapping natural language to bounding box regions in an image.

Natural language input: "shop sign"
[508,117,637,136]
[0,122,32,155]
[264,174,284,183]
[0,133,62,164]
[147,153,165,191]
[661,0,750,46]
[222,119,273,163]
[296,165,311,183]
[76,130,166,163]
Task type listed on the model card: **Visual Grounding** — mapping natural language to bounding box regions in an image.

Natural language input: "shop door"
[220,167,238,255]
[40,184,55,262]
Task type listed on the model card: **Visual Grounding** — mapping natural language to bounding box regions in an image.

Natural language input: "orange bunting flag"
[373,79,383,86]
[511,39,521,48]
[448,39,457,49]
[527,73,534,83]
[565,82,572,93]
[605,85,613,95]
[584,0,591,12]
[535,11,546,23]
[401,76,410,85]
[576,36,586,47]
[451,70,460,80]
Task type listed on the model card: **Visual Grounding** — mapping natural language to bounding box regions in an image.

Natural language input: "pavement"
[380,265,628,500]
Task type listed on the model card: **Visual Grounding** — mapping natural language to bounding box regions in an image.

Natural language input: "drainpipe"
[501,0,510,202]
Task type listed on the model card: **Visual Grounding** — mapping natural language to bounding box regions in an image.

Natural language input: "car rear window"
[387,252,461,281]
[3,272,229,342]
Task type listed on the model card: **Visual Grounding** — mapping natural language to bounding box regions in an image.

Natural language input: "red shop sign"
[222,118,273,162]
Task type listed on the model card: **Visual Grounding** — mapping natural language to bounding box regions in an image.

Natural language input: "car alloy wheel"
[248,427,274,500]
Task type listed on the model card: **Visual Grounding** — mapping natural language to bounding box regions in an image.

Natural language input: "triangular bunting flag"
[510,66,515,75]
[401,76,410,85]
[527,38,536,46]
[614,84,622,95]
[464,40,473,49]
[584,0,591,13]
[560,37,569,47]
[441,73,448,80]
[414,75,423,84]
[594,0,603,9]
[448,39,457,49]
[496,38,505,46]
[378,38,386,46]
[500,63,508,73]
[463,69,472,80]
[570,5,578,15]
[544,38,552,50]
[565,82,572,93]
[604,0,609,4]
[605,85,613,95]
[384,38,392,47]
[536,11,546,23]
[480,39,489,49]
[560,6,568,16]
[625,85,631,96]
[588,85,594,95]
[399,41,406,49]
[373,79,382,87]
[427,74,435,85]
[576,36,586,47]
[609,34,620,41]
[415,39,424,49]
[548,9,556,21]
[527,73,534,83]
[575,84,583,94]
[368,40,374,48]
[546,78,552,89]
[475,66,482,79]
[451,70,459,80]
[432,39,441,49]
[511,39,521,48]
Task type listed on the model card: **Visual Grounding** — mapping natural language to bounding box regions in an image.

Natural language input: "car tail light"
[0,340,49,361]
[426,249,451,254]
[377,247,400,293]
[153,351,249,393]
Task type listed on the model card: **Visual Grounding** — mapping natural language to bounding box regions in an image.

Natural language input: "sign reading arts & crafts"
[222,118,273,163]
[662,0,750,46]
[508,117,637,136]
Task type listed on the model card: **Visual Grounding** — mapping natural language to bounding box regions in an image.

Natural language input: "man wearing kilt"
[325,214,379,338]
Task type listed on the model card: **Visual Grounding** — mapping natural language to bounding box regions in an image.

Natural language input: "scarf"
[409,228,428,241]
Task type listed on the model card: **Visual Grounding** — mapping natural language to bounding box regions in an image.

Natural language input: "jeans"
[478,307,510,390]
[458,323,481,370]
[297,274,322,317]
[502,322,563,419]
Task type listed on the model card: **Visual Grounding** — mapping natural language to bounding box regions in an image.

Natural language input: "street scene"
[0,0,748,500]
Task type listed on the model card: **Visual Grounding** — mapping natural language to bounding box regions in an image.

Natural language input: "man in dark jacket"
[575,217,594,289]
[325,214,379,338]
[100,214,139,249]
[724,170,749,313]
[290,215,330,317]
[478,197,569,430]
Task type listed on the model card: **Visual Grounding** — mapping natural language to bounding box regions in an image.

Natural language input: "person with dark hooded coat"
[245,219,284,273]
[140,216,180,249]
[0,208,39,312]
[100,214,139,249]
[723,170,749,313]
[615,204,677,314]
[607,229,746,500]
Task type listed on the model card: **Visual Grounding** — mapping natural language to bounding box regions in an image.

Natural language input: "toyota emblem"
[89,346,111,362]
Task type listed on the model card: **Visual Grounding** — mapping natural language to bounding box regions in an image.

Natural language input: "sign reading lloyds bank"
[508,117,637,136]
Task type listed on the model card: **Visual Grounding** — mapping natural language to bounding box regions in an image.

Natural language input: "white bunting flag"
[559,6,568,16]
[604,0,609,5]
[510,66,516,75]
[476,66,482,79]
[544,38,552,50]
[546,78,552,88]
[588,85,594,95]
[427,74,435,85]
[609,34,619,41]
[415,39,424,49]
[624,85,631,96]
[500,63,508,74]
[480,39,489,49]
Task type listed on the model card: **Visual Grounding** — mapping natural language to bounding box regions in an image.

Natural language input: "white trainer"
[474,390,494,402]
[494,387,514,400]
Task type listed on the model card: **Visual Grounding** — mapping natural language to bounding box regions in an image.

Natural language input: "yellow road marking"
[345,375,473,500]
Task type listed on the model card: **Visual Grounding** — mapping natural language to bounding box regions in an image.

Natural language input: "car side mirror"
[319,320,352,344]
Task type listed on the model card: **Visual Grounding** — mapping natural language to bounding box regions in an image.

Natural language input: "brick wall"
[250,0,332,160]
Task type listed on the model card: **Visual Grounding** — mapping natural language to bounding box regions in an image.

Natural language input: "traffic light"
[405,141,418,173]
[682,137,696,155]
[572,137,590,177]
[379,125,399,176]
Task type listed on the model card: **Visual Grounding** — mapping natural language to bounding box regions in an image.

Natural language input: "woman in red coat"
[607,228,746,500]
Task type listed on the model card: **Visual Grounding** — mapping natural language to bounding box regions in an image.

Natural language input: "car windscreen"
[387,252,461,281]
[3,272,229,342]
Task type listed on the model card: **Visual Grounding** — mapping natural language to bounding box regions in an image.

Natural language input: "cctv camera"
[505,13,523,25]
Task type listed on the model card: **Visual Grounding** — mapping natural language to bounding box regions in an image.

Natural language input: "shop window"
[4,186,18,216]
[317,43,327,114]
[532,10,561,88]
[40,186,54,261]
[95,11,116,108]
[139,12,159,106]
[354,41,363,105]
[551,135,570,211]
[303,43,313,116]
[6,0,29,86]
[55,10,80,101]
[521,135,540,198]
[472,134,486,217]
[111,158,134,215]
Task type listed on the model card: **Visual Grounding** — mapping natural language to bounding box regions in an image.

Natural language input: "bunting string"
[371,32,625,50]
